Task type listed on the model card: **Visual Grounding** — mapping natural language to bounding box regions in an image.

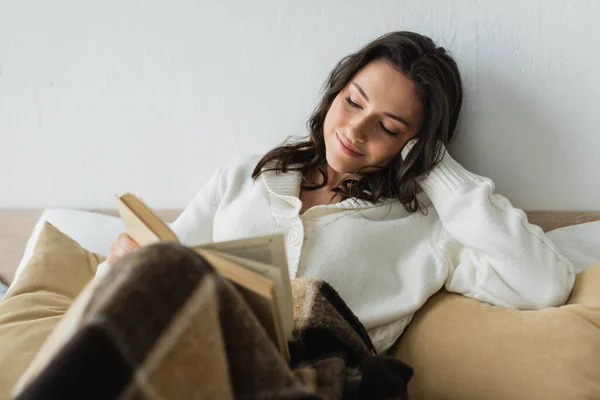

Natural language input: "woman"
[103,31,575,354]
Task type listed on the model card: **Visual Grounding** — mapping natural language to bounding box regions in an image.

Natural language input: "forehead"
[350,60,423,123]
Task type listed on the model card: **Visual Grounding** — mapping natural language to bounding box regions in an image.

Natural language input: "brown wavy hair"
[252,31,463,213]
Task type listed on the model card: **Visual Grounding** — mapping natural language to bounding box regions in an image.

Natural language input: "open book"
[115,192,294,362]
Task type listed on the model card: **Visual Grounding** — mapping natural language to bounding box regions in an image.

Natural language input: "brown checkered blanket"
[12,242,413,399]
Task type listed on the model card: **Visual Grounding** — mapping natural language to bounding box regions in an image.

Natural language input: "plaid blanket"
[12,242,413,399]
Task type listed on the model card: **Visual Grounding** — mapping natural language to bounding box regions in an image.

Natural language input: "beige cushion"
[0,222,103,396]
[391,262,600,400]
[4,221,600,399]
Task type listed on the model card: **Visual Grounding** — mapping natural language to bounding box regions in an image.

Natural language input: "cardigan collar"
[260,166,400,213]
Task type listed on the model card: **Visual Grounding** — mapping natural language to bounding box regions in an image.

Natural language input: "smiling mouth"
[336,132,364,157]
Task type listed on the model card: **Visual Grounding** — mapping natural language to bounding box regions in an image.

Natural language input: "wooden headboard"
[2,209,600,285]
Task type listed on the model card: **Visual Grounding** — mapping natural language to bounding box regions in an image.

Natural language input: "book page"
[229,281,290,362]
[196,248,290,361]
[196,234,287,269]
[195,234,294,341]
[212,251,293,341]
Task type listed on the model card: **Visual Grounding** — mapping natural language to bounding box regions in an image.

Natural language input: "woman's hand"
[107,233,140,266]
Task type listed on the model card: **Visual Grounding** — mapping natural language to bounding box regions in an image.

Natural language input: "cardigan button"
[288,227,303,246]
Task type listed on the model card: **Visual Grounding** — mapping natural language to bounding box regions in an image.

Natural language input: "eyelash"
[344,96,399,137]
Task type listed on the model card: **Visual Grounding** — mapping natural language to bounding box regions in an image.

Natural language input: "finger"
[124,234,140,248]
[128,236,140,248]
[109,241,120,256]
[108,245,131,265]
[119,234,140,250]
[107,253,120,265]
[113,237,132,254]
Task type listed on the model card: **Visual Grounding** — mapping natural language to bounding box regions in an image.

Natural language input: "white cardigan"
[98,150,575,354]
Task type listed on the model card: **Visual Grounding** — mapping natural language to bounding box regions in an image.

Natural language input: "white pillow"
[547,220,600,274]
[13,209,125,284]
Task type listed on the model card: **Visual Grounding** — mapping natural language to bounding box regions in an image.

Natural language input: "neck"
[305,163,362,191]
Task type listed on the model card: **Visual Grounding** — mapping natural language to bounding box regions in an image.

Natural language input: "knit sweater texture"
[97,150,575,353]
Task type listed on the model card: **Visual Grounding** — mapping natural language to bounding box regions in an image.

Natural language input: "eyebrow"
[352,82,411,128]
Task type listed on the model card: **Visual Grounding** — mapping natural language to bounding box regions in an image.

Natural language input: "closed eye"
[345,96,361,109]
[379,122,398,137]
[346,96,399,137]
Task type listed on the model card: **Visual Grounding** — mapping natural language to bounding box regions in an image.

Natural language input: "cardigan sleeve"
[95,167,224,280]
[169,166,224,247]
[413,144,575,309]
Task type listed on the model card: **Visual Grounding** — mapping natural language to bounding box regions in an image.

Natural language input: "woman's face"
[323,59,424,175]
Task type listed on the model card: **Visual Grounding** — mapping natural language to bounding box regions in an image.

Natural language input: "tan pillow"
[391,262,600,400]
[0,222,104,396]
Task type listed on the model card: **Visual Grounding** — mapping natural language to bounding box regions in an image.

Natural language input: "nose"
[346,115,369,143]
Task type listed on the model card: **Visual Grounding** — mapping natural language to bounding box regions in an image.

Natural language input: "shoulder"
[219,154,263,179]
[221,154,262,174]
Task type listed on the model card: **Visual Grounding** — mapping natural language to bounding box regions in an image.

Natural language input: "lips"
[336,132,364,157]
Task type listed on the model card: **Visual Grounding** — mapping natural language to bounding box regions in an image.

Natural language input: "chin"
[323,131,368,174]
[325,147,362,174]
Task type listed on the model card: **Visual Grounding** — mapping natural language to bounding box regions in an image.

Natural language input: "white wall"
[1,0,599,210]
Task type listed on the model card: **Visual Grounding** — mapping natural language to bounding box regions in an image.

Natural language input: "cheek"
[324,98,346,130]
[369,140,402,164]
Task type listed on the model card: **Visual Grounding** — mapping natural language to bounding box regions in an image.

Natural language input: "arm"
[169,166,224,247]
[404,141,575,309]
[95,167,224,279]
